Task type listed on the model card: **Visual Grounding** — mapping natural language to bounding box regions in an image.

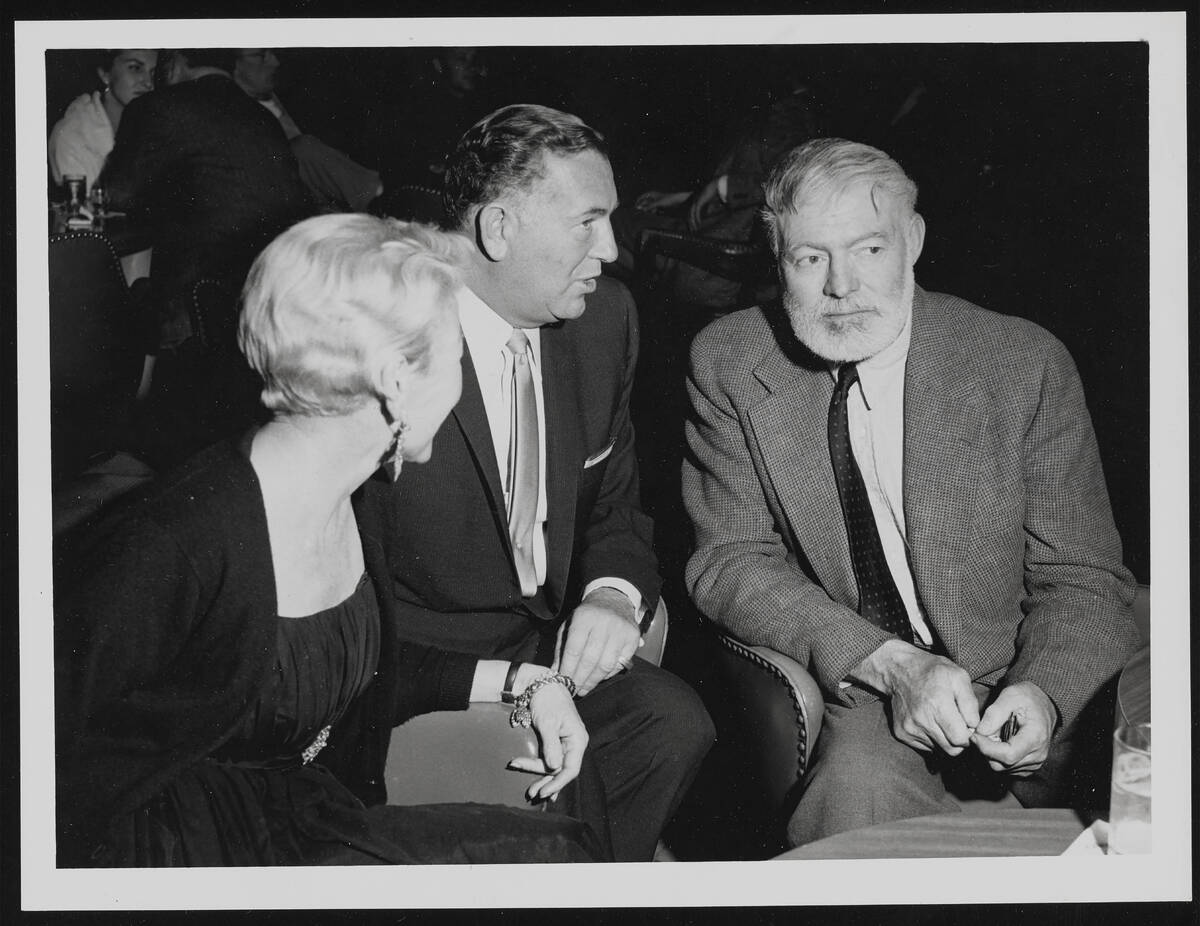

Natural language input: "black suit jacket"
[360,276,659,660]
[103,74,312,328]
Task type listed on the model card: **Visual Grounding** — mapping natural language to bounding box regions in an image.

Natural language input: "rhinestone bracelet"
[509,673,578,728]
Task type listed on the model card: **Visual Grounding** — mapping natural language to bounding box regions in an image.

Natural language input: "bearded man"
[682,137,1139,846]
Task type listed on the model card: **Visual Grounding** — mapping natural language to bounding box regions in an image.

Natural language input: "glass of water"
[1108,721,1151,854]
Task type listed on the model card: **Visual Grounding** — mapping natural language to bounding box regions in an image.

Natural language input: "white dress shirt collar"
[457,285,542,367]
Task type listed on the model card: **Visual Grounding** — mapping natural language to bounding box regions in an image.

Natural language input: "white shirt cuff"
[582,578,646,627]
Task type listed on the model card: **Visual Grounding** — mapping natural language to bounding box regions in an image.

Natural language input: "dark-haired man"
[358,104,714,862]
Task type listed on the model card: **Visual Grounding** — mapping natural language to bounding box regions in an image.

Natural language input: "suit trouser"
[567,657,715,862]
[787,679,1118,847]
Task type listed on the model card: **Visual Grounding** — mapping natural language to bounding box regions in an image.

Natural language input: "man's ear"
[906,212,926,265]
[475,203,511,262]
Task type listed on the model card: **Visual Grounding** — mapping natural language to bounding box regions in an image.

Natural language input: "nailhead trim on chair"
[50,230,127,284]
[715,633,810,781]
[190,278,226,350]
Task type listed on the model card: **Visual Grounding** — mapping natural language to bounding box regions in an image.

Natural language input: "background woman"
[48,48,158,188]
[54,214,606,867]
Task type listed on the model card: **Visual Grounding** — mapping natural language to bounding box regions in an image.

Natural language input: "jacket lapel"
[538,324,580,612]
[749,347,859,608]
[903,293,983,654]
[450,349,510,539]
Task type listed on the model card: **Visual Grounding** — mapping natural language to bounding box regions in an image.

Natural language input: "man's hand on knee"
[970,680,1058,776]
[850,640,980,756]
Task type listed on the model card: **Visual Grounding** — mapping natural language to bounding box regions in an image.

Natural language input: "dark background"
[45,41,1151,584]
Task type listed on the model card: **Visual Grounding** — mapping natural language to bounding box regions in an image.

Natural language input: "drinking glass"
[64,174,87,219]
[89,183,108,227]
[1108,721,1151,854]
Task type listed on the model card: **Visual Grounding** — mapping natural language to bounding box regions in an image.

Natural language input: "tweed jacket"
[357,275,660,660]
[682,287,1139,731]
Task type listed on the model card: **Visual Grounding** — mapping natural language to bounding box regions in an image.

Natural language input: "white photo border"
[16,12,1190,911]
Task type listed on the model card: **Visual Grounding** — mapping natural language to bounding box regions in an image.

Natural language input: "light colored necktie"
[505,329,539,596]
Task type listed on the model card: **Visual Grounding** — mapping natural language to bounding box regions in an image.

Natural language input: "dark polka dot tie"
[828,362,914,642]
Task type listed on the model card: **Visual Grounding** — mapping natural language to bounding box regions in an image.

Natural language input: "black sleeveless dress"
[108,575,603,865]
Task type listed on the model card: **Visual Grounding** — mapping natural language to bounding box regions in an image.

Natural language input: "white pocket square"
[583,442,615,468]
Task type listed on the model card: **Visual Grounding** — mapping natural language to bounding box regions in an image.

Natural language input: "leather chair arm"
[385,702,539,806]
[711,630,824,817]
[1132,583,1149,644]
[640,597,669,665]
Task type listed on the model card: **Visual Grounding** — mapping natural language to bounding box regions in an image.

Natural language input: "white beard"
[785,268,915,363]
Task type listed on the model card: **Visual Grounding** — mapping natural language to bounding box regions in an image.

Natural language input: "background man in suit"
[360,104,713,862]
[102,47,314,470]
[683,137,1140,846]
[231,47,383,212]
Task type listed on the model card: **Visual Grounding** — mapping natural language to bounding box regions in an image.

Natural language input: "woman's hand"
[507,678,589,803]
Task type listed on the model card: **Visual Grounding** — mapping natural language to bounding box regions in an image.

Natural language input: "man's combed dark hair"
[441,103,607,230]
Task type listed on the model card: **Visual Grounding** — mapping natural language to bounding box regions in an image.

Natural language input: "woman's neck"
[249,410,389,526]
[250,411,389,617]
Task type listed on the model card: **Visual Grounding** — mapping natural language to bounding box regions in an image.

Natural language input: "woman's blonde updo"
[238,213,470,417]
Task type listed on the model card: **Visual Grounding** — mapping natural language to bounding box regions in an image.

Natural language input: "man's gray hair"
[761,138,918,255]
